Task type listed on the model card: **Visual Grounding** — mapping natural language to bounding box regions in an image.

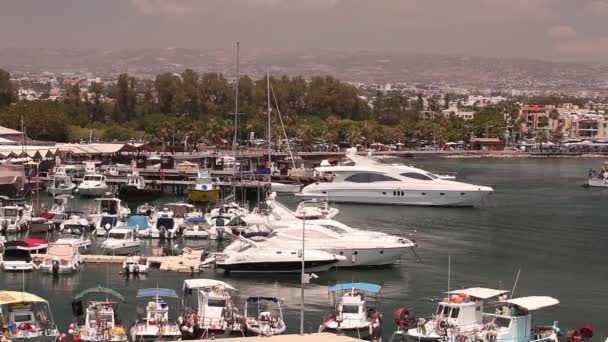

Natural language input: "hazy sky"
[1,0,608,62]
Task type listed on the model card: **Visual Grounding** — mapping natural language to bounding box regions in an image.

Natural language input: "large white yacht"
[76,173,110,197]
[298,149,493,206]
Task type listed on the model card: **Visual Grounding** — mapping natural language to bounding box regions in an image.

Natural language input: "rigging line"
[269,82,300,184]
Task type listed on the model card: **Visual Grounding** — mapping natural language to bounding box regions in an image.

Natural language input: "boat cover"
[447,287,509,299]
[127,215,150,229]
[504,296,559,310]
[332,283,382,293]
[0,291,47,304]
[74,286,125,302]
[37,212,55,219]
[137,288,178,298]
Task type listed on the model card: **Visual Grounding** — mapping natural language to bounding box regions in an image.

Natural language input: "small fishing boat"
[71,287,127,342]
[182,220,210,239]
[130,288,182,342]
[0,203,32,234]
[56,217,92,253]
[76,174,110,197]
[47,174,76,196]
[294,199,339,220]
[319,283,383,340]
[39,243,81,274]
[244,296,286,336]
[118,171,162,200]
[189,169,220,202]
[101,228,140,255]
[0,291,60,342]
[122,255,149,275]
[179,279,243,338]
[1,241,34,271]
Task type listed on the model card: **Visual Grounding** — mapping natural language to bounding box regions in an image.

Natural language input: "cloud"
[547,25,577,40]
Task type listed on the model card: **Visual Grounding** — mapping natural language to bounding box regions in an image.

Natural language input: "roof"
[0,126,23,135]
[74,286,125,302]
[447,287,508,299]
[472,138,502,143]
[331,283,382,293]
[137,288,178,298]
[505,296,559,311]
[127,215,150,229]
[0,291,47,304]
[183,279,236,291]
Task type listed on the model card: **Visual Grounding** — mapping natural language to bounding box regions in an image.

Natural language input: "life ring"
[201,185,208,190]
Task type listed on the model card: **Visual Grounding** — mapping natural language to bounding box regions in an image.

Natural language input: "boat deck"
[197,333,362,341]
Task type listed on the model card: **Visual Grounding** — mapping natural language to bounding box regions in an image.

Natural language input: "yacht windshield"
[207,299,226,307]
[320,224,348,234]
[13,313,33,322]
[342,305,360,314]
[3,249,32,261]
[345,173,399,183]
[157,218,175,230]
[84,176,103,181]
[3,209,19,217]
[108,232,126,239]
[400,172,434,181]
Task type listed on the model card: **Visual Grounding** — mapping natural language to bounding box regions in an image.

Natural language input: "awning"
[137,288,178,298]
[447,287,509,299]
[331,283,382,293]
[183,279,236,291]
[127,215,150,229]
[74,286,125,302]
[504,296,559,310]
[0,291,48,304]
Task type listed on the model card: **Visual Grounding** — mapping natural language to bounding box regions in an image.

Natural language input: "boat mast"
[300,213,305,334]
[267,67,271,169]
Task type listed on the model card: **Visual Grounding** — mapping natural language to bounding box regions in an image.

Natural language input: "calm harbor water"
[1,157,607,340]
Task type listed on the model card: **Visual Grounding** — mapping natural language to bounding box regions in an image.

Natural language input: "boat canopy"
[183,279,236,291]
[0,291,47,304]
[137,288,178,298]
[332,283,382,293]
[74,286,125,302]
[504,296,559,311]
[246,296,280,303]
[447,287,509,300]
[127,215,150,229]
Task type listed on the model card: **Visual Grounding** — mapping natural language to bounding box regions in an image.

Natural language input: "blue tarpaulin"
[136,288,178,298]
[127,215,150,229]
[331,283,382,293]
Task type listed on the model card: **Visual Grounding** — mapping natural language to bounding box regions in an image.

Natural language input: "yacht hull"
[216,259,339,273]
[327,247,408,267]
[47,186,75,196]
[587,178,608,187]
[102,244,141,255]
[77,186,110,197]
[298,188,492,207]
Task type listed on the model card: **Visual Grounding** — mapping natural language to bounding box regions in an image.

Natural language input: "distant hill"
[1,48,607,90]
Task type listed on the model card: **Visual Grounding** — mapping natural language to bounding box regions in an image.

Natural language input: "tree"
[182,69,200,116]
[155,73,183,115]
[88,82,105,122]
[113,73,137,122]
[0,101,70,141]
[0,69,16,109]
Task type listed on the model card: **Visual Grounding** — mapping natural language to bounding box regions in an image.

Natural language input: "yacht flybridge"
[298,149,493,206]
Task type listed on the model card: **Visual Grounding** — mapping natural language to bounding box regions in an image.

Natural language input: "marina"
[0,157,606,341]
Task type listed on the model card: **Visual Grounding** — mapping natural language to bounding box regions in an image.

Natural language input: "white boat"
[122,255,149,275]
[56,217,92,253]
[271,182,302,194]
[587,163,608,187]
[72,287,128,342]
[91,194,130,237]
[154,208,179,239]
[298,149,493,206]
[319,283,383,339]
[136,203,156,217]
[39,243,81,274]
[179,279,243,338]
[404,289,561,342]
[47,174,76,196]
[130,288,182,342]
[0,291,60,342]
[165,202,199,230]
[101,228,141,255]
[294,199,339,220]
[76,174,110,197]
[215,243,346,273]
[0,204,32,234]
[1,241,35,271]
[183,222,210,239]
[244,296,286,336]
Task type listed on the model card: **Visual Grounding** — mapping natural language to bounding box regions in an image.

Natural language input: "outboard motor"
[159,225,167,240]
[52,257,60,276]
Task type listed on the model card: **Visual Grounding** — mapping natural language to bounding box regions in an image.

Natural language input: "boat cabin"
[84,301,117,331]
[0,291,57,341]
[51,174,73,188]
[125,173,145,190]
[96,197,122,215]
[1,206,25,221]
[82,174,106,183]
[53,165,80,178]
[328,283,382,330]
[437,288,509,327]
[182,279,236,316]
[107,229,136,241]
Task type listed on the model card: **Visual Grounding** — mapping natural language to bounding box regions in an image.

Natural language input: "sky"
[1,0,608,62]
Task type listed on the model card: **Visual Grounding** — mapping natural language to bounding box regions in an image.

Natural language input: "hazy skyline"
[1,0,608,63]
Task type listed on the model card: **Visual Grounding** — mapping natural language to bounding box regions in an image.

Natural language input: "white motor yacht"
[56,217,92,253]
[122,255,149,275]
[76,174,110,197]
[179,279,243,338]
[154,208,179,239]
[101,228,141,255]
[91,194,130,236]
[130,288,182,342]
[183,222,210,239]
[0,204,31,234]
[1,241,35,271]
[298,149,493,206]
[47,174,76,196]
[0,291,60,342]
[319,283,383,339]
[294,199,339,220]
[39,243,81,274]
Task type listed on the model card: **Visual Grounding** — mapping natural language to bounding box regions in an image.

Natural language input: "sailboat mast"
[233,41,240,152]
[267,67,271,166]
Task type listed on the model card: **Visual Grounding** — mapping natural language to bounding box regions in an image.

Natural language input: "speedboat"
[72,287,127,342]
[587,162,608,187]
[118,171,162,200]
[179,279,243,339]
[39,243,81,274]
[189,169,220,202]
[1,241,34,271]
[47,174,76,196]
[30,195,75,231]
[76,174,110,197]
[101,228,140,255]
[244,296,286,336]
[164,202,198,231]
[294,199,339,220]
[91,194,130,236]
[183,220,210,239]
[0,204,32,234]
[0,291,60,342]
[125,215,153,238]
[214,242,346,274]
[298,149,493,206]
[154,208,179,240]
[404,287,510,342]
[319,283,383,339]
[122,255,149,275]
[21,228,50,255]
[56,217,92,253]
[130,288,182,342]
